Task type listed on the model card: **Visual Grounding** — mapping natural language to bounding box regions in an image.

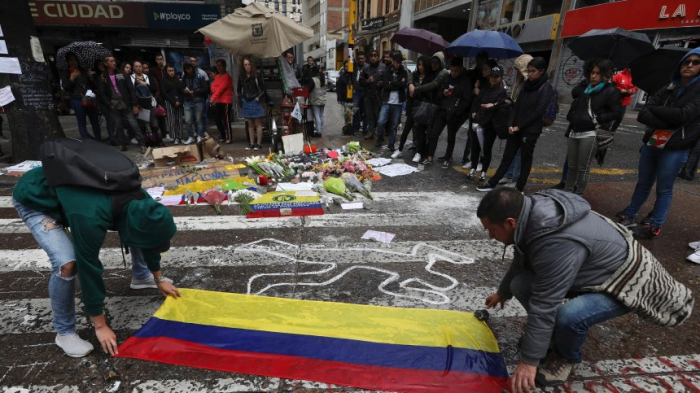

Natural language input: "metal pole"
[346,0,357,100]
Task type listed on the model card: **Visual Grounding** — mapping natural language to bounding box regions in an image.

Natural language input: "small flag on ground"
[117,289,509,392]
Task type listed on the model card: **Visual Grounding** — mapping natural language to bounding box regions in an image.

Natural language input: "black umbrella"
[630,47,690,94]
[56,41,111,71]
[568,28,655,69]
[391,28,450,56]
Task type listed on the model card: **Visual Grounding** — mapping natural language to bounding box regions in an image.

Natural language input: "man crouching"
[478,188,693,392]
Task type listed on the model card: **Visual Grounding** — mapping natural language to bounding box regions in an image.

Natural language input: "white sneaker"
[688,250,700,264]
[173,139,181,145]
[196,136,202,143]
[689,240,700,250]
[130,276,157,289]
[462,162,472,169]
[55,333,94,358]
[476,163,483,172]
[391,150,402,159]
[163,134,173,142]
[183,137,195,145]
[412,153,421,163]
[130,138,138,145]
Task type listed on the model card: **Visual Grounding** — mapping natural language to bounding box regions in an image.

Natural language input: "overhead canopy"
[198,3,314,58]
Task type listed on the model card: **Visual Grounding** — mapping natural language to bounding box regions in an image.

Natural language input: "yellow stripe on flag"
[154,289,500,353]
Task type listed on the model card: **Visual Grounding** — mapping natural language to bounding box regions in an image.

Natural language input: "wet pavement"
[0,99,699,392]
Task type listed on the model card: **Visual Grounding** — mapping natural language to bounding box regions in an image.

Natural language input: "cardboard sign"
[149,144,202,167]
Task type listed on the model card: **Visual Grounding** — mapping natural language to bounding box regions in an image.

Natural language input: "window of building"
[274,1,279,11]
[527,0,562,18]
[283,2,287,13]
[366,0,372,19]
[501,0,524,24]
[394,0,400,11]
[384,0,390,15]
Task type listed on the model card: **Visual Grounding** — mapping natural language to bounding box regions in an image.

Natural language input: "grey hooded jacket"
[497,190,628,365]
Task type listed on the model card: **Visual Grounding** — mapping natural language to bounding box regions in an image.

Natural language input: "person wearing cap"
[468,64,507,182]
[12,167,180,358]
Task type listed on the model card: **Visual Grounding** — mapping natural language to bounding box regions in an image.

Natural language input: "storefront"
[30,0,222,72]
[556,0,700,103]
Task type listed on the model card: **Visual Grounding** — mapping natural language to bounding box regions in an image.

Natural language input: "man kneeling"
[478,188,693,392]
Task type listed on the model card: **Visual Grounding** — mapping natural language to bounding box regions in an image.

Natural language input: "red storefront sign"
[562,0,700,38]
[29,1,147,27]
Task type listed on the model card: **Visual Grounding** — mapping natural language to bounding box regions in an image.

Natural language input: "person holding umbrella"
[618,48,700,239]
[477,57,554,193]
[61,53,102,141]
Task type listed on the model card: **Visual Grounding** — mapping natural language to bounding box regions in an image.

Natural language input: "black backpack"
[39,138,142,192]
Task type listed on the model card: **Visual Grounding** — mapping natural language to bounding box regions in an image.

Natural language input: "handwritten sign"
[18,62,53,109]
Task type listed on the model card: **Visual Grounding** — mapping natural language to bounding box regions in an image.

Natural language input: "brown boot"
[536,352,577,388]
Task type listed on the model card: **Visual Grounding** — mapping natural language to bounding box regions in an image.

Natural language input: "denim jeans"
[505,147,522,181]
[110,106,143,147]
[352,91,366,133]
[625,145,690,228]
[184,100,205,138]
[376,103,402,148]
[99,103,115,143]
[14,200,155,334]
[510,271,630,363]
[70,98,101,140]
[312,105,325,135]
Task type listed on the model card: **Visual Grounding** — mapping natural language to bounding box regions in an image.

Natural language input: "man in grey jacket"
[478,187,631,391]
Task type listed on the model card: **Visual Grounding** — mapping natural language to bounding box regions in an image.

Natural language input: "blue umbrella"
[445,30,524,59]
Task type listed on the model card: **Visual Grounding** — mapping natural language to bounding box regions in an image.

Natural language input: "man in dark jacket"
[374,53,408,152]
[337,61,354,135]
[478,187,692,390]
[360,50,385,139]
[478,57,553,192]
[97,55,144,152]
[351,52,368,135]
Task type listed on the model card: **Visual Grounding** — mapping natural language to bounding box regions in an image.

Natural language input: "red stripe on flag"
[118,336,509,392]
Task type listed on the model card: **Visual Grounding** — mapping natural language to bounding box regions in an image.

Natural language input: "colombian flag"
[117,289,509,392]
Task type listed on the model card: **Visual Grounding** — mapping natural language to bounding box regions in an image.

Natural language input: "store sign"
[562,0,700,38]
[29,1,147,27]
[145,4,220,30]
[495,14,560,44]
[361,17,385,30]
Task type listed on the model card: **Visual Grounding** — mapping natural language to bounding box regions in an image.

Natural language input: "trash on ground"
[376,163,419,177]
[362,230,396,244]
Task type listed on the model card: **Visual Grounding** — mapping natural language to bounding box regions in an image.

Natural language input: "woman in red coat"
[210,59,234,143]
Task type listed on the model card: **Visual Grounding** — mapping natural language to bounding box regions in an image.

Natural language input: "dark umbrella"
[568,28,654,69]
[56,41,111,71]
[391,28,450,56]
[629,47,690,94]
[445,30,523,59]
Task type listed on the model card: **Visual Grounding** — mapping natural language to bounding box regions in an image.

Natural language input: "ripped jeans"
[13,200,152,335]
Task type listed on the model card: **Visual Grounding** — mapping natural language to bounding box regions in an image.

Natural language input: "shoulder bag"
[588,97,614,151]
[411,100,439,126]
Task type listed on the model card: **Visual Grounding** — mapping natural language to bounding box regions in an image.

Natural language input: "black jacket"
[62,68,96,100]
[408,71,436,103]
[510,74,554,134]
[337,67,350,103]
[440,71,474,122]
[97,72,138,109]
[379,65,408,104]
[638,81,700,150]
[359,62,385,96]
[472,82,507,125]
[350,63,367,93]
[160,76,185,105]
[237,74,266,103]
[566,82,622,133]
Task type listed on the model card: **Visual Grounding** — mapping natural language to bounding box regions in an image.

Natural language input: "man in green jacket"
[13,167,180,357]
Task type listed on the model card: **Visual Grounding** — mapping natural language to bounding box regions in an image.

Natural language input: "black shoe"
[421,158,432,165]
[437,155,448,162]
[409,145,417,151]
[441,160,451,169]
[640,211,654,226]
[476,184,494,192]
[632,224,661,239]
[245,144,253,150]
[619,216,637,228]
[551,181,565,190]
[388,145,395,152]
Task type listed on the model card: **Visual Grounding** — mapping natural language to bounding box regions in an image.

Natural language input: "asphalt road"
[0,98,699,392]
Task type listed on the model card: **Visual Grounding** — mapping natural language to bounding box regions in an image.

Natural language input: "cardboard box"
[149,145,202,167]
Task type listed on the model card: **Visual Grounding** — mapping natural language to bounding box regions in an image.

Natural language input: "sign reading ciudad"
[29,1,147,27]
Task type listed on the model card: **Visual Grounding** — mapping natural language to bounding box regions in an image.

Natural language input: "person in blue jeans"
[13,200,161,358]
[182,63,209,144]
[619,48,700,239]
[479,188,691,390]
[375,53,408,152]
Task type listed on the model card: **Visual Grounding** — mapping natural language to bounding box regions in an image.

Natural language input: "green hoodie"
[14,168,177,316]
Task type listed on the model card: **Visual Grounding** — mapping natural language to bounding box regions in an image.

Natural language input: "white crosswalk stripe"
[1,190,698,392]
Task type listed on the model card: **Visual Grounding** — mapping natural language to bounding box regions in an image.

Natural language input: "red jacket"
[613,68,638,107]
[210,73,233,104]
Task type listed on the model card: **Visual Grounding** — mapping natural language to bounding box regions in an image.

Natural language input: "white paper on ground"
[342,202,364,210]
[0,85,15,106]
[282,133,304,155]
[4,160,42,174]
[158,195,183,206]
[296,191,318,197]
[137,108,151,122]
[376,163,419,177]
[367,157,392,167]
[146,187,165,198]
[276,182,315,191]
[361,230,396,244]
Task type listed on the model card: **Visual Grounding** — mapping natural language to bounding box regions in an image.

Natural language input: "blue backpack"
[540,83,559,126]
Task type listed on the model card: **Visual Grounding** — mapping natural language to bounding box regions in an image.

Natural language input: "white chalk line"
[241,238,475,305]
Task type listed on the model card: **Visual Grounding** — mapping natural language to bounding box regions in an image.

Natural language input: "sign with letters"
[29,1,147,27]
[145,4,220,30]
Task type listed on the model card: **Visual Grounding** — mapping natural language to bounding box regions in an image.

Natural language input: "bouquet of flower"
[323,177,354,200]
[203,189,227,214]
[245,156,271,177]
[230,189,262,215]
[341,173,373,200]
[184,190,198,207]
